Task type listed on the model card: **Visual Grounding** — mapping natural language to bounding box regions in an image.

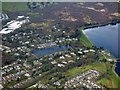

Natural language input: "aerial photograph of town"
[0,1,120,89]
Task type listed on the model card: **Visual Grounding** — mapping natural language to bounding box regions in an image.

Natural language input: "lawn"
[96,62,120,88]
[79,28,93,47]
[97,77,113,88]
[110,64,120,88]
[2,2,29,11]
[96,68,120,88]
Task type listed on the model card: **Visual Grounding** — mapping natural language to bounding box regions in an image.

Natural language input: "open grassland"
[2,2,29,11]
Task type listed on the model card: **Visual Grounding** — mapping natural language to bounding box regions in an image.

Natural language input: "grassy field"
[79,28,93,47]
[2,2,29,11]
[64,62,107,79]
[96,68,120,88]
[97,77,113,88]
[111,64,120,88]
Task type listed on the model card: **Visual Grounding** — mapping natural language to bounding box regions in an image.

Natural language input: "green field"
[2,2,29,11]
[80,28,93,47]
[111,64,120,88]
[63,62,120,88]
[64,62,107,79]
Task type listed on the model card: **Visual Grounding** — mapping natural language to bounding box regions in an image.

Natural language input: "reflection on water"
[83,23,119,77]
[83,24,119,58]
[32,45,72,56]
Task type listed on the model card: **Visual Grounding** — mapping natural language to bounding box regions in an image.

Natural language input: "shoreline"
[82,21,120,30]
[82,22,119,59]
[81,29,94,47]
[81,22,120,80]
[112,62,120,88]
[113,62,120,80]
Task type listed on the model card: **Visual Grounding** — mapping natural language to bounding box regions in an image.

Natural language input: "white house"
[60,56,65,59]
[58,64,64,67]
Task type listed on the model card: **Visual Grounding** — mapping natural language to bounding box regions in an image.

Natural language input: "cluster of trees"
[27,2,54,9]
[70,29,81,38]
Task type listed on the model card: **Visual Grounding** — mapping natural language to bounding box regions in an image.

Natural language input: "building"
[54,82,60,86]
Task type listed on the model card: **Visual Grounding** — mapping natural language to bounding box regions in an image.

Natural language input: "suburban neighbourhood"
[0,2,120,89]
[65,70,102,88]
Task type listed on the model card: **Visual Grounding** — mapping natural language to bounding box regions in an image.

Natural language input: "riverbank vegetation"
[79,28,93,47]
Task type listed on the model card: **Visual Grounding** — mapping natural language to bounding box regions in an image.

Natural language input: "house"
[14,53,20,56]
[60,56,65,59]
[25,41,29,44]
[59,40,62,43]
[70,52,76,56]
[26,53,30,56]
[68,60,74,63]
[2,77,6,80]
[54,82,60,86]
[63,31,65,33]
[64,86,68,88]
[25,73,30,77]
[83,55,87,58]
[23,63,30,68]
[17,16,24,19]
[17,47,21,50]
[78,51,83,54]
[98,86,101,88]
[107,59,112,61]
[49,57,53,60]
[58,64,64,67]
[51,61,57,64]
[62,61,67,64]
[102,51,105,53]
[79,48,83,51]
[65,54,71,57]
[89,49,95,52]
[5,49,11,53]
[84,50,89,53]
[0,84,3,89]
[73,85,76,87]
[34,60,42,65]
[31,45,34,47]
[88,76,91,80]
[16,76,21,79]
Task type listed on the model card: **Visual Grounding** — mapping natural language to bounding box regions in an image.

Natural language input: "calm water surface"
[83,23,119,77]
[115,60,120,77]
[32,45,72,56]
[83,24,119,58]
